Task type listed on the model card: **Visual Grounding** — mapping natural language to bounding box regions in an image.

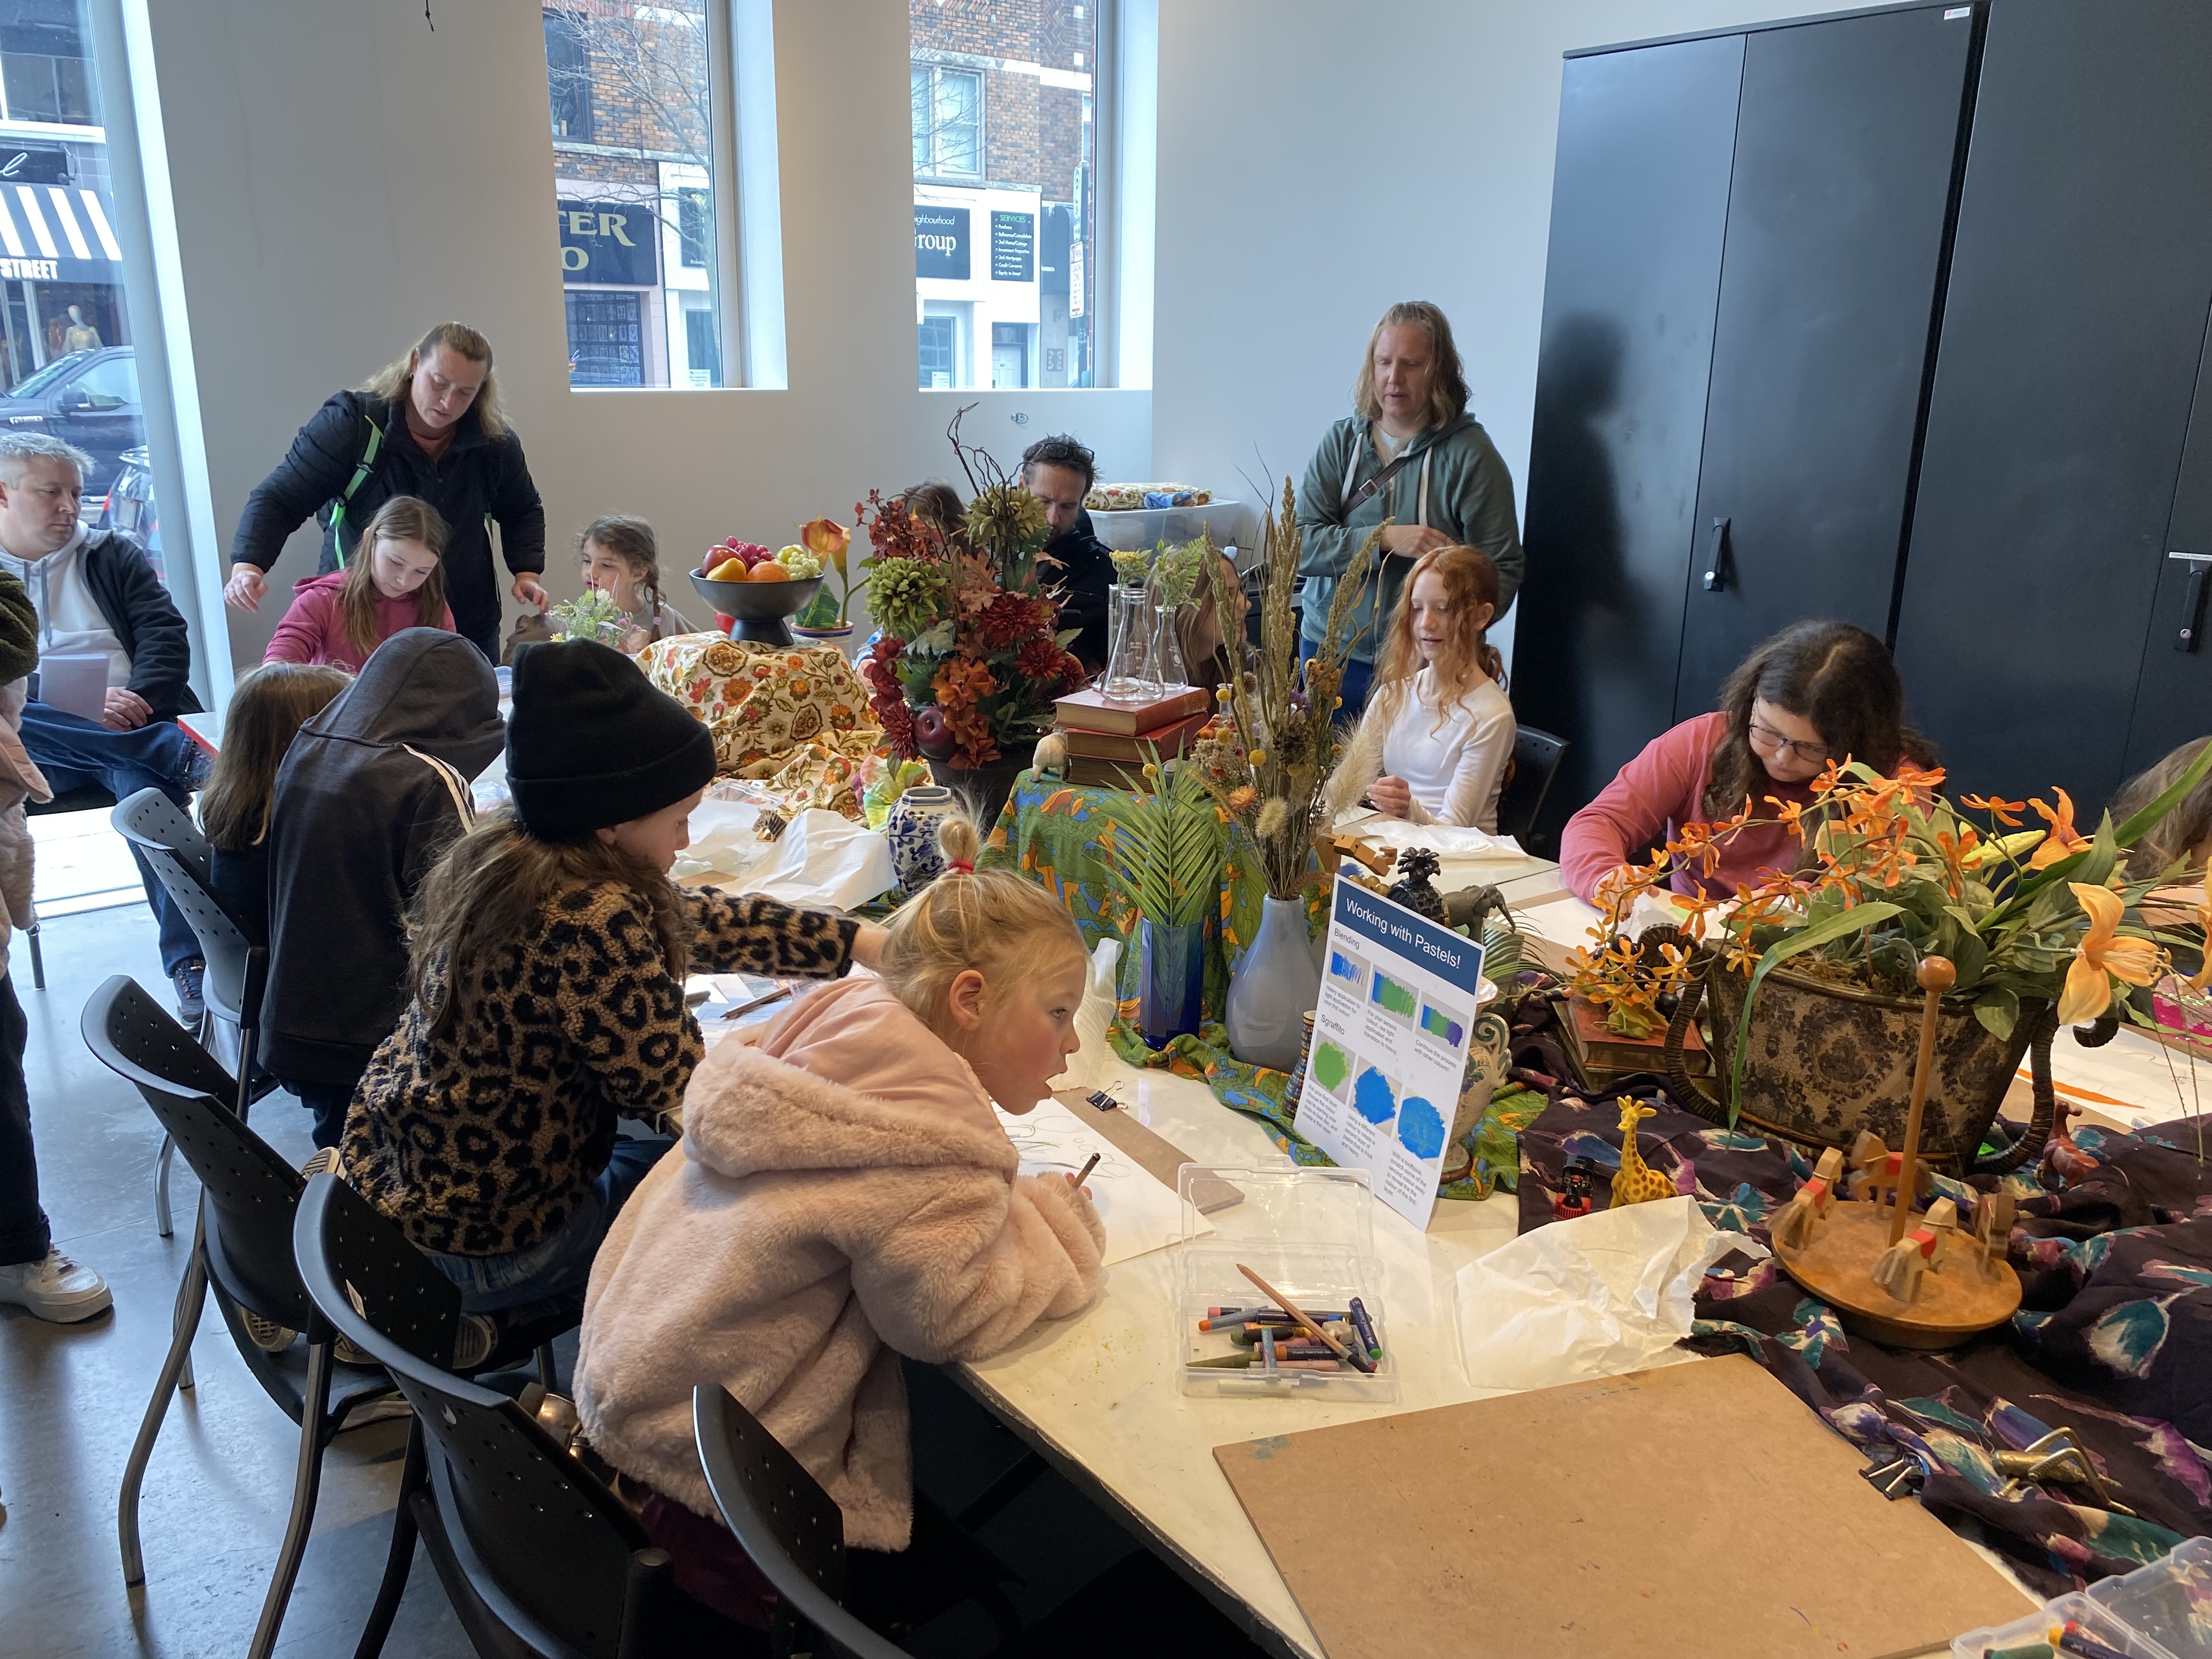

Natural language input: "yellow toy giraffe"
[1610,1099,1675,1209]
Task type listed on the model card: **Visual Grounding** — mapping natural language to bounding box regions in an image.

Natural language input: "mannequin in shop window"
[61,307,100,354]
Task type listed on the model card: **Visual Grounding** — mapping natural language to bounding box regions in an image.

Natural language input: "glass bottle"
[1103,584,1156,699]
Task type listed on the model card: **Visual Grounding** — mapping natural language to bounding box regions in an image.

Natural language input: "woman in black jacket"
[224,322,548,660]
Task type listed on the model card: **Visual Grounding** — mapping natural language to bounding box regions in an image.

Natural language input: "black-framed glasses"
[1748,719,1830,764]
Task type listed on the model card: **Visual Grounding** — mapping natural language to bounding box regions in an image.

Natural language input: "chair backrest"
[80,974,309,1325]
[111,788,263,1026]
[693,1384,901,1659]
[1496,724,1570,843]
[293,1176,663,1659]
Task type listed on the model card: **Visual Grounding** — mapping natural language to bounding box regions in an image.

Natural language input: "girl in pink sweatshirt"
[263,495,455,672]
[574,813,1103,1623]
[1561,620,1931,902]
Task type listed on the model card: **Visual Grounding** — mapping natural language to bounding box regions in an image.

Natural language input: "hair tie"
[946,858,975,876]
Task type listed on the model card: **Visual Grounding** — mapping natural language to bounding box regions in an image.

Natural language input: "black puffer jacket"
[260,629,504,1086]
[228,391,545,658]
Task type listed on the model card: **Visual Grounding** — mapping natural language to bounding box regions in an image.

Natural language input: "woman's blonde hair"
[409,809,686,1040]
[341,495,450,661]
[1352,300,1470,430]
[1372,545,1504,732]
[2113,736,2212,878]
[198,662,351,850]
[359,321,508,442]
[878,814,1085,1024]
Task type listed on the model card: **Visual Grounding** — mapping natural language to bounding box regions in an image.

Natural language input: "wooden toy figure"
[1610,1099,1675,1209]
[1975,1190,2016,1274]
[1769,1147,1846,1250]
[1849,1130,1907,1218]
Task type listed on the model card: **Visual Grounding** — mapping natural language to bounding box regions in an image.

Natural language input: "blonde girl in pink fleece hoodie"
[574,813,1104,1625]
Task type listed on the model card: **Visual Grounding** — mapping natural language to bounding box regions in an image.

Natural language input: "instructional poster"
[1296,876,1486,1229]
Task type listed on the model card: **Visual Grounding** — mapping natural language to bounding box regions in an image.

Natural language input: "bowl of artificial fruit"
[690,539,825,647]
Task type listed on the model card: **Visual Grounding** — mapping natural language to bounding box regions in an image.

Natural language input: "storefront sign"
[556,200,657,287]
[990,210,1034,283]
[0,146,67,185]
[915,205,969,280]
[1068,241,1085,317]
[0,258,59,281]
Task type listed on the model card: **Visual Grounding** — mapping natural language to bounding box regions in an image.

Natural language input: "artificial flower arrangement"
[855,410,1087,769]
[549,586,630,647]
[1568,746,2212,1094]
[793,517,854,628]
[1182,479,1380,899]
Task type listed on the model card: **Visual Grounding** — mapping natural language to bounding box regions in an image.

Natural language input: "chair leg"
[351,1418,426,1659]
[119,1245,206,1587]
[26,922,41,990]
[153,1133,176,1238]
[170,1216,202,1392]
[247,1339,334,1659]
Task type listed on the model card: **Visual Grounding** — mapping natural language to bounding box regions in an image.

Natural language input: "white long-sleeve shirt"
[1373,666,1516,831]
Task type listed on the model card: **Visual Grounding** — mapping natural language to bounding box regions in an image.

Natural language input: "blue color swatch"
[1352,1065,1397,1125]
[1328,951,1363,986]
[1418,1003,1464,1046]
[1396,1096,1445,1160]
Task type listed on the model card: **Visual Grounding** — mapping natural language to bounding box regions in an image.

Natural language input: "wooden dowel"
[1889,955,1955,1246]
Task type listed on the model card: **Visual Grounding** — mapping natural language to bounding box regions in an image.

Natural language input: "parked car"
[94,443,162,583]
[0,346,144,499]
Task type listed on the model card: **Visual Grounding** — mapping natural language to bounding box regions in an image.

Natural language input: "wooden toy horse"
[1974,1190,2016,1274]
[1769,1148,1846,1250]
[1870,1198,1960,1305]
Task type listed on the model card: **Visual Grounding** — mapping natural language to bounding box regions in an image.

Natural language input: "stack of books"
[1557,993,1710,1091]
[1053,685,1213,788]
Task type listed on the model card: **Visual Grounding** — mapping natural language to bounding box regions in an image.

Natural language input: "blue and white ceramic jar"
[885,783,957,891]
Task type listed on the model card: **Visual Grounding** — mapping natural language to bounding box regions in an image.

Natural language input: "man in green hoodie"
[1295,301,1524,715]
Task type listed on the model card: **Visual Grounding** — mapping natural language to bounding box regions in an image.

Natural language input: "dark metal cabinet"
[1513,36,1743,844]
[1673,7,1973,718]
[2121,323,2212,778]
[1893,0,2212,807]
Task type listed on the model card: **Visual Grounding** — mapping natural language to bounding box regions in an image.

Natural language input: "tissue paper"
[731,809,896,910]
[1452,1196,1765,1392]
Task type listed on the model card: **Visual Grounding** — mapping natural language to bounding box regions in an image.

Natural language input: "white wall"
[137,0,1149,674]
[1150,1,1816,654]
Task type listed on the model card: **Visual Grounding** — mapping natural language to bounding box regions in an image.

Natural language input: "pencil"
[1235,1263,1373,1373]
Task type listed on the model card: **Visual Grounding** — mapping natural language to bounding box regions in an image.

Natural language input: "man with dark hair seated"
[1019,432,1113,674]
[0,432,207,1022]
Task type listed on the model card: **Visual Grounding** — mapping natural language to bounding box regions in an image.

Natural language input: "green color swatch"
[1371,973,1418,1018]
[1312,1040,1351,1095]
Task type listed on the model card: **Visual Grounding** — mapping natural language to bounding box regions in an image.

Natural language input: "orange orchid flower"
[2056,882,2161,1025]
[1962,793,2028,827]
[2191,868,2212,994]
[2027,789,2091,870]
[1765,795,1807,834]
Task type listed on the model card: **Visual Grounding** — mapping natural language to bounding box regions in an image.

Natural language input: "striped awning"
[0,183,121,283]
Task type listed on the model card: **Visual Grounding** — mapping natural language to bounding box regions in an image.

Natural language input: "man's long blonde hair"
[1352,300,1470,431]
[359,321,509,442]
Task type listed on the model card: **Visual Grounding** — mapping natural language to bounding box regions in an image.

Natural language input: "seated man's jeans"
[19,700,202,977]
[419,1136,671,1328]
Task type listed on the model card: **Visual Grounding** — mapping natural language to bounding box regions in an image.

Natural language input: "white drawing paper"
[994,1094,1204,1266]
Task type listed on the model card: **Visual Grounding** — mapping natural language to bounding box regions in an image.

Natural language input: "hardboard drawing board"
[1212,1355,2029,1659]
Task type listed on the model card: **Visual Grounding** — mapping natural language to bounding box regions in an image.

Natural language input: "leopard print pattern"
[341,883,856,1257]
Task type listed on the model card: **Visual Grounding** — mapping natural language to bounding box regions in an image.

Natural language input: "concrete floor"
[0,898,1263,1659]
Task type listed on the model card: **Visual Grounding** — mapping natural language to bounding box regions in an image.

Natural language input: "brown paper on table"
[1212,1355,2027,1659]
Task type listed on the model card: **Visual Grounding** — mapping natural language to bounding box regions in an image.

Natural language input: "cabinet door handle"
[2175,552,2210,653]
[1703,517,1732,592]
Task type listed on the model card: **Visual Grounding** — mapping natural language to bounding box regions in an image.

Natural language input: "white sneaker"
[0,1248,114,1323]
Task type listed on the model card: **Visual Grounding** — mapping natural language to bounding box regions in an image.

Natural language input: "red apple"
[913,704,956,760]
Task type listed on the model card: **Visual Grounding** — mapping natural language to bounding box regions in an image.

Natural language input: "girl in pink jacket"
[574,814,1103,1623]
[263,495,455,672]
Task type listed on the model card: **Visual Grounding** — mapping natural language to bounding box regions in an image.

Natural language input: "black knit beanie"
[505,639,717,840]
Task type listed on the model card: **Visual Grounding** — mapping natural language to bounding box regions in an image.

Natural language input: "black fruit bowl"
[689,571,825,647]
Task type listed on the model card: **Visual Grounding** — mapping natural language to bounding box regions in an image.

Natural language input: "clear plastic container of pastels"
[1173,1165,1396,1402]
[1950,1537,2212,1658]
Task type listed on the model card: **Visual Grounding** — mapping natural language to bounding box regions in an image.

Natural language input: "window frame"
[910,61,984,183]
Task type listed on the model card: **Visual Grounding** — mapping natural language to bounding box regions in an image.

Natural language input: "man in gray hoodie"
[1295,301,1525,716]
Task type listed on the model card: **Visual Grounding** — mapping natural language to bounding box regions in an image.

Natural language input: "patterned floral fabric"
[1511,1075,2212,1596]
[638,635,881,819]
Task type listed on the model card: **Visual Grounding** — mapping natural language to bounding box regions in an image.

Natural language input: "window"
[73,353,136,408]
[912,2,1098,388]
[566,290,644,387]
[543,10,592,142]
[0,0,92,125]
[910,65,981,179]
[542,0,732,388]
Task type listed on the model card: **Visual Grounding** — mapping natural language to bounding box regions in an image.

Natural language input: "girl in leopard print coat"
[340,639,884,1321]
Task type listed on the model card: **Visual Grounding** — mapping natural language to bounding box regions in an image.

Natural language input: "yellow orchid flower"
[1961,828,2045,869]
[2027,788,2090,870]
[2057,881,2160,1025]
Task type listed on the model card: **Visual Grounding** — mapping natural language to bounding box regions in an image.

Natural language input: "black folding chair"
[294,1171,738,1659]
[1496,724,1570,844]
[23,781,117,991]
[83,975,400,1659]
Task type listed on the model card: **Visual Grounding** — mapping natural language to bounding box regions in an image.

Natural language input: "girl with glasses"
[1561,620,1931,902]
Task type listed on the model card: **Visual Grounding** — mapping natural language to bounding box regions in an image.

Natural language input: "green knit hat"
[0,571,36,686]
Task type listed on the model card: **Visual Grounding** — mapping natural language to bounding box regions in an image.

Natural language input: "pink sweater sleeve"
[1559,714,1723,902]
[263,587,335,664]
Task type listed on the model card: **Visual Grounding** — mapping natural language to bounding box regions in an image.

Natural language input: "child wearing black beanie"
[341,639,885,1329]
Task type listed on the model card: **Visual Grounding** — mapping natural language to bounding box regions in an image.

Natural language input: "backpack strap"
[328,411,386,569]
[401,744,476,828]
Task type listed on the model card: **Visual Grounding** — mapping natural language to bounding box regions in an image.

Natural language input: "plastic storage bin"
[1172,1164,1396,1402]
[1950,1538,2212,1658]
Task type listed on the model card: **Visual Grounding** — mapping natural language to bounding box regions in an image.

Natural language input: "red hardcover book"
[1053,684,1211,735]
